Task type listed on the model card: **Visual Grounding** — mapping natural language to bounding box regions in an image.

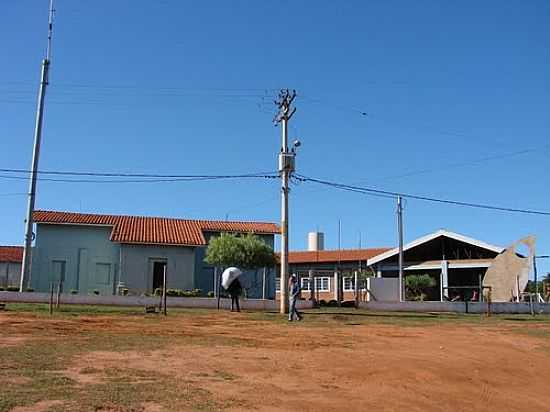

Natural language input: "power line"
[295,174,550,216]
[0,167,276,179]
[0,169,278,184]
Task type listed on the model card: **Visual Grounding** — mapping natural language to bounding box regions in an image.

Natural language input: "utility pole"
[397,196,404,302]
[20,0,55,292]
[274,89,297,314]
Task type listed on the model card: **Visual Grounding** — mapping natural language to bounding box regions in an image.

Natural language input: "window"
[301,277,310,291]
[95,263,111,285]
[275,278,280,291]
[343,277,355,292]
[315,277,330,292]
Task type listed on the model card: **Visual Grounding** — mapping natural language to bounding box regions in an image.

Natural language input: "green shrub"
[327,299,338,307]
[70,289,78,295]
[121,288,129,296]
[24,288,34,292]
[207,291,215,298]
[405,274,436,301]
[162,289,202,298]
[6,286,19,292]
[0,287,5,291]
[92,289,100,296]
[154,288,163,296]
[319,299,328,306]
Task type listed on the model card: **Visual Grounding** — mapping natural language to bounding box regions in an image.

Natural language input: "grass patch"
[0,316,250,411]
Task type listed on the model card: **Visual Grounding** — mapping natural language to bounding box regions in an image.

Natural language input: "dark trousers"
[231,295,240,312]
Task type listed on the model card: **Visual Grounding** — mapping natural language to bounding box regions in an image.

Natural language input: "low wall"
[360,301,550,314]
[0,292,314,311]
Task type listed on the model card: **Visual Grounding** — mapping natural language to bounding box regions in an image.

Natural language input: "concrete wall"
[0,291,313,310]
[367,277,399,302]
[121,244,195,293]
[0,262,21,288]
[31,224,120,295]
[360,301,550,314]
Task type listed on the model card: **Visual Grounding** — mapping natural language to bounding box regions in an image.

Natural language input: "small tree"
[204,233,246,268]
[205,233,276,269]
[405,274,436,301]
[205,233,277,300]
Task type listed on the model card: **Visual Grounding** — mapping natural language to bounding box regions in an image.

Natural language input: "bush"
[0,287,5,291]
[25,288,34,292]
[162,288,202,298]
[327,299,338,307]
[70,289,78,295]
[319,299,328,306]
[154,288,163,297]
[405,274,436,301]
[6,286,19,292]
[207,291,215,298]
[121,288,129,296]
[92,289,100,296]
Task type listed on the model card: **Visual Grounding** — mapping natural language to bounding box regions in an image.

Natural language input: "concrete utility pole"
[20,0,55,292]
[274,89,297,314]
[397,196,404,302]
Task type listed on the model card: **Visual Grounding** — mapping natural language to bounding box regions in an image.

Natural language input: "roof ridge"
[290,247,391,253]
[34,209,278,226]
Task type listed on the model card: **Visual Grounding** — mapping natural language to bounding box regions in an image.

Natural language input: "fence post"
[55,281,61,309]
[49,283,54,315]
[262,267,267,300]
[486,289,492,317]
[162,264,167,316]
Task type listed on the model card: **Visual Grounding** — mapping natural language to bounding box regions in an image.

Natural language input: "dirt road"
[1,308,549,411]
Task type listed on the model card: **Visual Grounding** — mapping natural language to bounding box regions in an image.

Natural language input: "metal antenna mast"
[274,89,297,314]
[20,0,55,291]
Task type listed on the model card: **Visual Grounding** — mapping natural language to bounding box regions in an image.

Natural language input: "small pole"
[162,264,167,316]
[55,281,61,309]
[397,196,404,302]
[49,283,54,315]
[213,266,218,299]
[262,267,267,300]
[217,267,222,310]
[486,289,492,317]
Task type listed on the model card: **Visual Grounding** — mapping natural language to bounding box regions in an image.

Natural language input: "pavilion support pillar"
[441,260,449,301]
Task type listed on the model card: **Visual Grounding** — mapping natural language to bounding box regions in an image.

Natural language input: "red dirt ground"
[1,309,550,411]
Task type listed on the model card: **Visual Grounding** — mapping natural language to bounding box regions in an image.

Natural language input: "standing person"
[227,278,242,312]
[288,275,302,321]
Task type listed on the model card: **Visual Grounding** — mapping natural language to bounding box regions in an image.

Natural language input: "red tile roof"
[33,211,279,246]
[0,246,23,263]
[287,248,391,264]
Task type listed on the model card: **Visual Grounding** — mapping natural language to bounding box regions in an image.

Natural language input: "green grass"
[3,302,213,317]
[249,307,550,328]
[0,308,252,411]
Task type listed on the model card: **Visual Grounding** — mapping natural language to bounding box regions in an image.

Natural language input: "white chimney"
[308,232,325,251]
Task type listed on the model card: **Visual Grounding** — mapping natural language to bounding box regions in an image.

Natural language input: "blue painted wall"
[31,224,120,294]
[31,224,276,298]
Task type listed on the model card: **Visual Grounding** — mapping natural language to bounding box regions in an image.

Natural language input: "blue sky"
[1,1,549,275]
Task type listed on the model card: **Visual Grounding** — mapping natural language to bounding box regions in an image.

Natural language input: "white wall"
[367,277,399,302]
